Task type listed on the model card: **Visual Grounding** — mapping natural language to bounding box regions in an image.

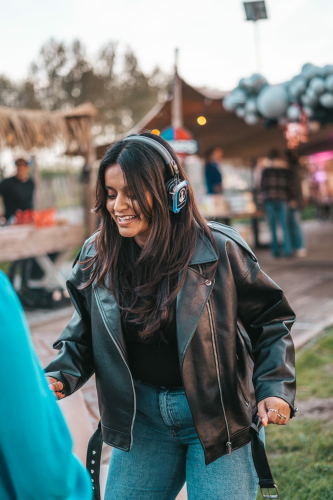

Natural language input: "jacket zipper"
[198,265,232,456]
[93,285,136,449]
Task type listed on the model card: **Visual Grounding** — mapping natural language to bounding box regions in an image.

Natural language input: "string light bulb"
[197,116,207,125]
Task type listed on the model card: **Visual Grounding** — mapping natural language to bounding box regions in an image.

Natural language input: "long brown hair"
[83,132,218,340]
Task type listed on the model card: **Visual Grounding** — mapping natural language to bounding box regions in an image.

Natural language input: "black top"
[0,176,34,220]
[120,240,182,387]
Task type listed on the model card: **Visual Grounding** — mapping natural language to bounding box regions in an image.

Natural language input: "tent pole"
[83,118,97,238]
[171,48,183,128]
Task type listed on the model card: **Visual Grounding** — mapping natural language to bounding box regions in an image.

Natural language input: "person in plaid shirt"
[260,149,295,257]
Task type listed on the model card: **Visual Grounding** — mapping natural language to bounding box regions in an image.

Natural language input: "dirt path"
[295,398,333,420]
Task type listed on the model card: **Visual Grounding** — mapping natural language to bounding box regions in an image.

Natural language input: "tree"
[29,38,170,134]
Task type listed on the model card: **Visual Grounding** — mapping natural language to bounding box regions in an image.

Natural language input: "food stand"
[0,103,97,306]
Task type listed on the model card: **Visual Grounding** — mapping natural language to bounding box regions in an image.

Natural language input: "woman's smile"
[105,163,153,246]
[116,214,138,225]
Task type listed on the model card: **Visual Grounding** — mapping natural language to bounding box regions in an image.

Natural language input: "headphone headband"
[122,134,187,214]
[123,135,179,177]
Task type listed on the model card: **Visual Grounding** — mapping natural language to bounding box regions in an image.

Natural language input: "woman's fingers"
[257,400,268,427]
[258,397,291,426]
[54,392,65,400]
[47,376,64,398]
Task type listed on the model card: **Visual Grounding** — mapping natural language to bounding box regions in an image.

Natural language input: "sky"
[1,0,333,91]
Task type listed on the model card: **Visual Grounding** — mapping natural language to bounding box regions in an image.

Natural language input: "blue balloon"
[245,99,257,114]
[301,63,319,81]
[319,92,333,108]
[257,85,289,119]
[309,77,325,95]
[244,113,259,125]
[322,65,333,78]
[235,106,245,118]
[289,77,307,98]
[286,105,300,122]
[325,74,333,93]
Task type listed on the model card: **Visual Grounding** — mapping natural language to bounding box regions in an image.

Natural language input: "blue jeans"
[265,201,292,256]
[288,208,305,251]
[105,381,263,500]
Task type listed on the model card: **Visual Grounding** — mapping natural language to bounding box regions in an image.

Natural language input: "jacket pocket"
[237,372,250,407]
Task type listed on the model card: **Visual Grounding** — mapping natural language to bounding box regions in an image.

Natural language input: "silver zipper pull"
[227,442,232,457]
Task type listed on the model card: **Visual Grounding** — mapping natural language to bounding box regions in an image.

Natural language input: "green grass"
[296,328,333,400]
[301,204,317,221]
[0,261,10,275]
[256,327,333,499]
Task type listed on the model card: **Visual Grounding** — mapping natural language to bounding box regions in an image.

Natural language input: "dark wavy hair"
[83,132,218,340]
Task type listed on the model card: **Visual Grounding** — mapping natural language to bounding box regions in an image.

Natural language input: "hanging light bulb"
[197,116,207,125]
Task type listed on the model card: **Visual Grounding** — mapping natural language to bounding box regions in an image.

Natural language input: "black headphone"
[123,135,188,214]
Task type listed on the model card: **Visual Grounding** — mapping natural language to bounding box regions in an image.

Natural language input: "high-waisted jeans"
[105,380,263,500]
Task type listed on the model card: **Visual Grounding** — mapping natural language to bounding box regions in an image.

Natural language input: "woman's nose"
[114,193,129,212]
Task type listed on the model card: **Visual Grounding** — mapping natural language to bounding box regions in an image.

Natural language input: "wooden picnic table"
[0,224,85,262]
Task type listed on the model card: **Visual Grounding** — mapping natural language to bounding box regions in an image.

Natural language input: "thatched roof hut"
[0,102,98,155]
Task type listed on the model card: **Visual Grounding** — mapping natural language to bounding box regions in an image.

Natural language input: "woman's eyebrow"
[105,185,115,190]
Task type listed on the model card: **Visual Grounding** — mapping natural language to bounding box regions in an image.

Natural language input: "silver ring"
[268,408,279,414]
[278,413,287,419]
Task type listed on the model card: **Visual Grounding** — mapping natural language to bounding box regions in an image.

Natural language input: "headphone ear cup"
[165,178,177,211]
[165,178,188,213]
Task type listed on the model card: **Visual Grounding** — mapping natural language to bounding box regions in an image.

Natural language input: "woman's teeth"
[118,215,136,222]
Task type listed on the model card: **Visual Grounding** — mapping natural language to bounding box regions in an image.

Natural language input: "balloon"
[319,92,333,108]
[257,85,289,118]
[231,89,248,104]
[301,94,314,107]
[249,73,268,94]
[223,89,247,111]
[305,88,319,104]
[309,77,325,95]
[301,63,319,81]
[223,96,236,112]
[245,98,257,114]
[239,78,251,90]
[244,113,259,125]
[325,74,333,92]
[286,105,300,122]
[288,77,307,98]
[303,106,314,117]
[322,65,333,78]
[235,106,245,118]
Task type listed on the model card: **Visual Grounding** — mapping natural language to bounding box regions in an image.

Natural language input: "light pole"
[243,1,268,73]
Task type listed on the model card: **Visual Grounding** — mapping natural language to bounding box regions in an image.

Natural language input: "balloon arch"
[223,63,333,146]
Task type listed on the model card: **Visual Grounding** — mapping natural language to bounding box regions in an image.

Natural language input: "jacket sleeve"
[0,271,92,500]
[45,256,95,397]
[230,244,296,411]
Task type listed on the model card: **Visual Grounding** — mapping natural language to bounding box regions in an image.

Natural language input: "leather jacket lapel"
[177,268,215,369]
[93,284,128,361]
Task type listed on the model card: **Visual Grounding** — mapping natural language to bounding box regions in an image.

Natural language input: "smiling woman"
[105,163,153,247]
[45,132,297,500]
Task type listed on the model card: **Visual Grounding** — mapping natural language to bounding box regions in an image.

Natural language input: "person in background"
[285,150,307,257]
[0,158,34,223]
[260,149,294,258]
[0,270,92,500]
[204,147,223,194]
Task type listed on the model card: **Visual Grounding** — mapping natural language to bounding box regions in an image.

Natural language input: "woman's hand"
[257,397,291,427]
[47,377,65,400]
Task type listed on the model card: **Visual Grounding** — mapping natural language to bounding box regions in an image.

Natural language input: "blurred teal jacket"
[0,271,92,500]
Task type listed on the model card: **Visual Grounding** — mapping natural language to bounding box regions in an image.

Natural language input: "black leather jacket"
[45,222,296,466]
